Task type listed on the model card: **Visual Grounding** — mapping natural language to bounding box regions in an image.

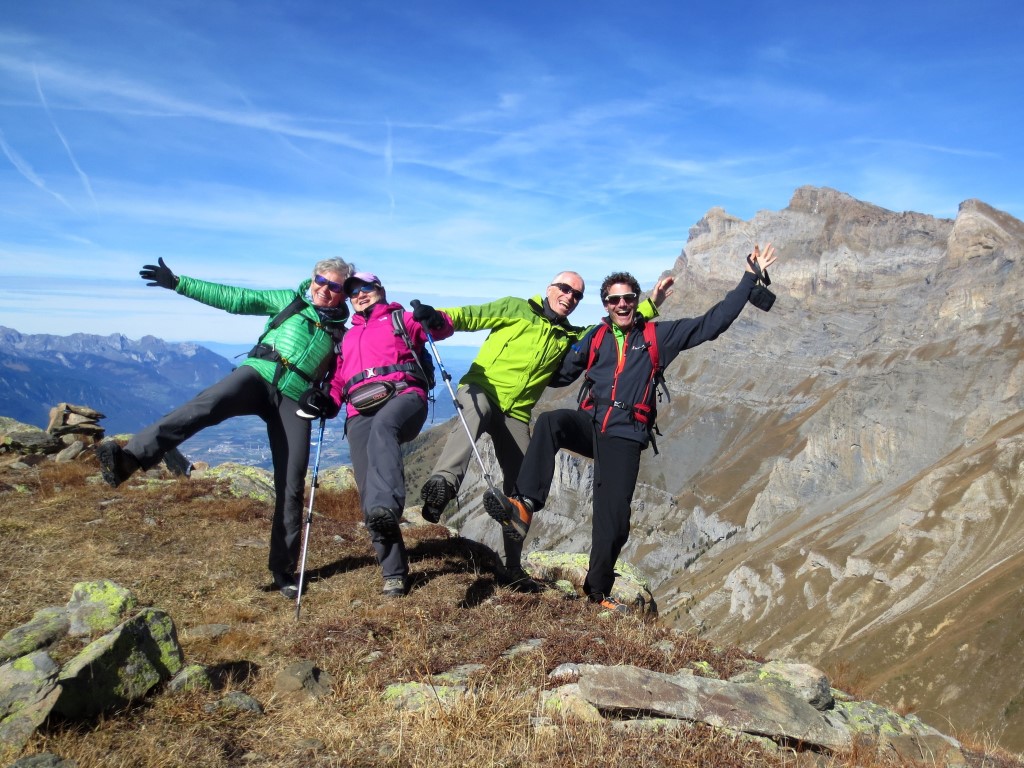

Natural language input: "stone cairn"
[45,404,106,443]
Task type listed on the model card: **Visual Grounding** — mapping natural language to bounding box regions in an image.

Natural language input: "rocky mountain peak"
[436,186,1024,751]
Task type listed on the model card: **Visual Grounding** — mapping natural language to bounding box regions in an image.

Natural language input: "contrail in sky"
[35,65,97,209]
[0,128,74,212]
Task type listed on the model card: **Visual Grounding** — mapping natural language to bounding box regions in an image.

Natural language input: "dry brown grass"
[1,452,1019,767]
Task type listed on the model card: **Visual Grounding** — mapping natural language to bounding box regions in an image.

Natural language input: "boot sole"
[420,477,454,523]
[366,509,401,539]
[482,490,526,543]
[97,443,125,488]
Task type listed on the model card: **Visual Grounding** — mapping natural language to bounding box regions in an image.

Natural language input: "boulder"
[729,660,834,711]
[1,431,64,456]
[577,663,850,750]
[273,660,334,700]
[66,579,138,637]
[0,651,62,752]
[0,607,70,663]
[55,608,183,719]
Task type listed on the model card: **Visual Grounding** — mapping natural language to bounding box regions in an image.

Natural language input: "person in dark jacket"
[97,257,351,599]
[302,272,454,597]
[483,244,779,613]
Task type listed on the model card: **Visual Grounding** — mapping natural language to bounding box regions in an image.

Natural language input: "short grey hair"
[312,257,352,279]
[551,270,585,291]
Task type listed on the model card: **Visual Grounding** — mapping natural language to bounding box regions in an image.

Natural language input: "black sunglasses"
[550,282,584,302]
[313,274,344,293]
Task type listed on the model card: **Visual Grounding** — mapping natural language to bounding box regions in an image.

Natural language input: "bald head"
[545,271,585,318]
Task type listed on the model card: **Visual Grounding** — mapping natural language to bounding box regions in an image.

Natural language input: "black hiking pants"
[125,365,311,575]
[515,408,643,601]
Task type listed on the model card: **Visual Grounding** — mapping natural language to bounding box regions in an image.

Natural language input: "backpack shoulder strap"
[390,308,434,391]
[586,323,610,372]
[643,320,659,371]
[257,295,307,344]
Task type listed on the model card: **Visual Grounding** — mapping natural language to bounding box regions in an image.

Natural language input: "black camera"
[746,254,776,312]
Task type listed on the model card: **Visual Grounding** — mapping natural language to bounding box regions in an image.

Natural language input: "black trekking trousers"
[515,408,643,601]
[125,365,311,574]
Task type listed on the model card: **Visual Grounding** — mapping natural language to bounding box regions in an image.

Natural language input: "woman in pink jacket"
[326,272,453,597]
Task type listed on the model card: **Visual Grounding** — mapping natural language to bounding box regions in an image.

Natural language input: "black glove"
[297,388,340,420]
[139,257,178,290]
[411,301,444,330]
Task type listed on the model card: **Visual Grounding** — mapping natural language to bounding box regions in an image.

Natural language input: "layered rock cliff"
[432,186,1024,750]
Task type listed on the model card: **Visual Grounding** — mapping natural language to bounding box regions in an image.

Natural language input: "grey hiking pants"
[346,392,427,580]
[429,383,532,567]
[124,365,311,575]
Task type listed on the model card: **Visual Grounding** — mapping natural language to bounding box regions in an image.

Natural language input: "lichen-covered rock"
[577,663,851,750]
[730,660,834,711]
[168,663,214,693]
[523,551,656,614]
[0,607,69,663]
[1,430,64,455]
[316,465,357,492]
[541,684,604,723]
[200,463,275,502]
[66,580,138,636]
[55,608,183,718]
[382,681,468,713]
[827,699,966,767]
[0,651,62,752]
[203,691,264,715]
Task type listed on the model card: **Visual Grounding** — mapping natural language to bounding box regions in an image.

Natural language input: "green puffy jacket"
[442,295,658,423]
[176,275,346,402]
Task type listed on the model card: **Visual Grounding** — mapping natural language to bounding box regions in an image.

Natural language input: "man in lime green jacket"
[97,257,350,600]
[420,271,670,587]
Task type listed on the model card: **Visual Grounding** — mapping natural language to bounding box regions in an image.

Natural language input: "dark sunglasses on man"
[550,282,584,302]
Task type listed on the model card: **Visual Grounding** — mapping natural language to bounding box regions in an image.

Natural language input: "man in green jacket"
[420,271,670,586]
[97,257,350,599]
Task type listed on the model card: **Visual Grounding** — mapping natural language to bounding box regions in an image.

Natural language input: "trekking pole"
[295,415,326,620]
[411,301,498,493]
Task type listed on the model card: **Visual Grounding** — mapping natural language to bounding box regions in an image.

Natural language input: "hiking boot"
[272,571,300,600]
[382,576,407,598]
[366,506,401,540]
[97,441,140,488]
[420,474,455,523]
[482,489,533,542]
[498,565,543,594]
[589,595,634,615]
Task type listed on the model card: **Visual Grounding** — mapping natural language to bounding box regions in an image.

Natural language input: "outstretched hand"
[140,257,178,290]
[649,276,675,307]
[745,243,778,275]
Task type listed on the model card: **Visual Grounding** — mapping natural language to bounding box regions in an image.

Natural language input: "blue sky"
[1,0,1020,345]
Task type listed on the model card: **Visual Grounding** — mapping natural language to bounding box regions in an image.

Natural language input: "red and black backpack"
[576,320,670,453]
